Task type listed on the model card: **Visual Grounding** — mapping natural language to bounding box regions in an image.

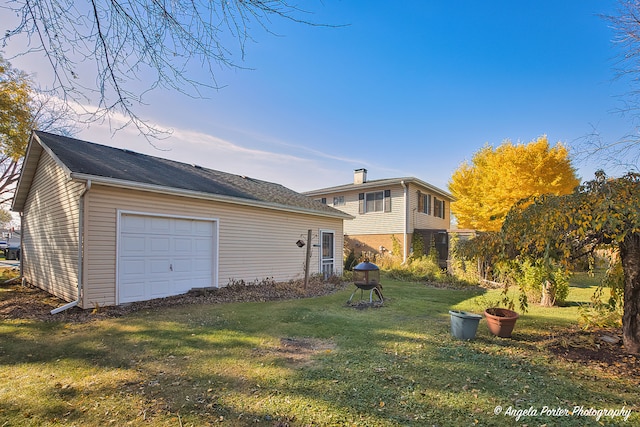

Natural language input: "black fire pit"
[348,260,383,305]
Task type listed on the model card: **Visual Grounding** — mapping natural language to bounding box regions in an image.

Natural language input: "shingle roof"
[13,131,350,218]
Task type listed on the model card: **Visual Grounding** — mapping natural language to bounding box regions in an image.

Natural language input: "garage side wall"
[84,185,344,307]
[22,153,83,302]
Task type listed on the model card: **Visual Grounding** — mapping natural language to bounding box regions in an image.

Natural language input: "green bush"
[386,255,444,282]
[519,259,569,306]
[344,249,357,271]
[578,258,624,329]
[447,234,481,283]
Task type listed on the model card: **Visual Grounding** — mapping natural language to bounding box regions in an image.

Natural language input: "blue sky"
[4,0,634,192]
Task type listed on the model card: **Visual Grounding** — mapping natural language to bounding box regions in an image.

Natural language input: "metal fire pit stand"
[348,261,383,305]
[348,283,383,304]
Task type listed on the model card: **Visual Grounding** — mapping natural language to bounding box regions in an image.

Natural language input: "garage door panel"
[146,280,169,299]
[120,280,145,300]
[118,214,216,304]
[120,258,146,275]
[121,235,146,255]
[194,221,213,235]
[194,238,211,252]
[172,258,192,273]
[193,258,211,272]
[150,217,171,233]
[174,218,194,234]
[149,259,170,274]
[121,215,146,232]
[150,237,171,253]
[174,238,192,251]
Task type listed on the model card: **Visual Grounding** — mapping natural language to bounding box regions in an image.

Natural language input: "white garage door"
[118,213,216,304]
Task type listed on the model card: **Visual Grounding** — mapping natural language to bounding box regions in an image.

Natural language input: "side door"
[319,230,335,279]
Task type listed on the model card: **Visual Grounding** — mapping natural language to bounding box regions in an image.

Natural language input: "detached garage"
[12,131,351,310]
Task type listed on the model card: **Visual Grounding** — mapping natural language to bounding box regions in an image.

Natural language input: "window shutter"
[434,197,440,217]
[358,193,365,214]
[417,191,423,212]
[384,190,391,212]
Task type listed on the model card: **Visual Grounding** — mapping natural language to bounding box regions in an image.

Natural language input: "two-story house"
[304,169,453,265]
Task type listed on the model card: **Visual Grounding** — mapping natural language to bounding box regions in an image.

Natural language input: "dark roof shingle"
[30,131,348,218]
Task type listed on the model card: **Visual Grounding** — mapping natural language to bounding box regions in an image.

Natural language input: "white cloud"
[70,108,354,192]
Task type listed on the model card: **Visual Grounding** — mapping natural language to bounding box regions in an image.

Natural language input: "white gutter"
[51,180,91,314]
[401,180,408,264]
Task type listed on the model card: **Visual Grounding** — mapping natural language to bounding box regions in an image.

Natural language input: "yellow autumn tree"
[0,54,75,206]
[0,55,34,161]
[449,136,579,232]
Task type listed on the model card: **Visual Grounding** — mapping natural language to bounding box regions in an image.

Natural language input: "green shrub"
[344,249,357,271]
[411,231,425,258]
[386,255,444,282]
[447,234,481,283]
[578,258,624,329]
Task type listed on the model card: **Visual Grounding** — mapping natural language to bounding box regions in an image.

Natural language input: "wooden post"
[304,229,312,291]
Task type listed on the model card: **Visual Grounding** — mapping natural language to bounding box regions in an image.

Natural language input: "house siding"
[21,153,83,302]
[322,185,406,235]
[407,182,451,232]
[83,185,344,308]
[310,180,451,261]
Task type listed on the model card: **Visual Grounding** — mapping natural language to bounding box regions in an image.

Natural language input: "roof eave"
[70,172,354,220]
[12,132,82,212]
[304,177,453,200]
[11,133,43,212]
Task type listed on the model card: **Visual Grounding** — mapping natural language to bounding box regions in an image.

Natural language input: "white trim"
[118,209,220,223]
[401,180,408,263]
[116,210,219,305]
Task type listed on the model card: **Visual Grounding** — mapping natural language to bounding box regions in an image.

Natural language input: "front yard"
[0,272,638,426]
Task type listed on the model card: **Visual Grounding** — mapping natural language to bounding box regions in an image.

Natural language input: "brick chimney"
[354,168,367,184]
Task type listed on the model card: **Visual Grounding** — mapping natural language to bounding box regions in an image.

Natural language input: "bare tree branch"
[1,0,333,138]
[579,1,640,171]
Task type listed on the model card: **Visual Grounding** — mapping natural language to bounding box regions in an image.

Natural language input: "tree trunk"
[620,233,640,354]
[540,280,556,307]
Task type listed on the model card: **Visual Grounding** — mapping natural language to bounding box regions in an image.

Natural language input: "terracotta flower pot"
[484,308,519,338]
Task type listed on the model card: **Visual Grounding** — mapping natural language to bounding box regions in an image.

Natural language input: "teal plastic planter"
[449,310,482,340]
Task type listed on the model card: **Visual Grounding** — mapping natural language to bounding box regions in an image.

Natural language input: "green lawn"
[0,274,636,426]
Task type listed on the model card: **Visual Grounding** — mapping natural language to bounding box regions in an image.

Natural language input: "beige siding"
[407,182,451,231]
[322,185,406,235]
[84,185,344,307]
[345,234,406,257]
[22,153,83,302]
[314,183,451,235]
[312,182,451,261]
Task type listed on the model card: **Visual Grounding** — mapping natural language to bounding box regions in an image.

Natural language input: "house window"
[333,196,345,206]
[434,197,445,219]
[316,198,327,204]
[422,194,431,214]
[417,191,432,215]
[366,191,384,212]
[359,190,391,214]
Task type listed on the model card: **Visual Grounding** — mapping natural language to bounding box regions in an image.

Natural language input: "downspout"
[401,180,408,264]
[19,212,24,286]
[51,179,91,314]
